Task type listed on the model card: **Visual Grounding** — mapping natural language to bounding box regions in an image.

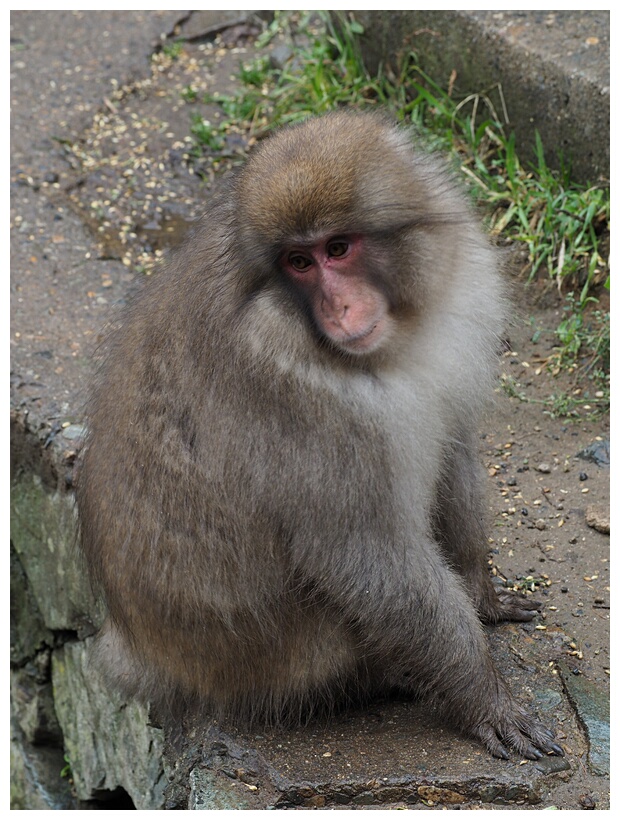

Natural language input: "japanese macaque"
[77,110,562,760]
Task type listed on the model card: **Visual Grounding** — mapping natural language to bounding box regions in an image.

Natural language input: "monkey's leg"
[432,429,541,624]
[315,540,562,760]
[91,618,158,702]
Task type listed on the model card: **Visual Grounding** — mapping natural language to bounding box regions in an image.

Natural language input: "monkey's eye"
[288,253,313,272]
[326,239,349,258]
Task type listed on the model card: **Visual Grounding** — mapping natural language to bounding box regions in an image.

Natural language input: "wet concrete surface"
[10,11,610,810]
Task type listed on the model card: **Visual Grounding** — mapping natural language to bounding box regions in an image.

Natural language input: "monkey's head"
[234,111,471,357]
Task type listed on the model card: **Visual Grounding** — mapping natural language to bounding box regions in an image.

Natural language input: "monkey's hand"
[472,698,564,760]
[478,588,542,624]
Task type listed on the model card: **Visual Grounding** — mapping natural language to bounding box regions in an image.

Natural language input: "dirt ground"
[478,288,610,811]
[485,284,609,692]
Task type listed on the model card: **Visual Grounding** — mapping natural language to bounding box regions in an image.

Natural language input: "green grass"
[499,368,608,420]
[161,41,184,60]
[188,11,609,414]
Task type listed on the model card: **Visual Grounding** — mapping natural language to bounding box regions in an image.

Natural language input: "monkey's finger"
[521,727,565,757]
[510,711,565,757]
[512,733,564,759]
[500,724,544,760]
[513,708,554,736]
[474,724,510,759]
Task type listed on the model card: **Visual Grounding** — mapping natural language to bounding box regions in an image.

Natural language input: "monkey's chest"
[285,377,445,529]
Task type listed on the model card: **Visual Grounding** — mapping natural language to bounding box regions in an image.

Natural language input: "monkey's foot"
[496,589,542,622]
[472,704,564,760]
[479,589,542,624]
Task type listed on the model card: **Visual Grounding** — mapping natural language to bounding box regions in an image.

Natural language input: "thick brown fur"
[77,111,562,760]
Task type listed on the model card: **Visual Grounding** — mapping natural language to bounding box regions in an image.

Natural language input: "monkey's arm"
[294,530,561,760]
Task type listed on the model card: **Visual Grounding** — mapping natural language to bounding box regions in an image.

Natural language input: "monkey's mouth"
[326,319,387,355]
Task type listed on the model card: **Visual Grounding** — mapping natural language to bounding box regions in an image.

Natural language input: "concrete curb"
[353,10,609,184]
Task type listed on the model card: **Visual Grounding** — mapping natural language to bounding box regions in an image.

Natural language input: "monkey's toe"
[492,590,542,623]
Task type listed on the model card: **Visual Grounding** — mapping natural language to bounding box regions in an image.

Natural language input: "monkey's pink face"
[281,236,390,355]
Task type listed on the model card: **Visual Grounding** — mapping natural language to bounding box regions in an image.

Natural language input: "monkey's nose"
[321,296,349,323]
